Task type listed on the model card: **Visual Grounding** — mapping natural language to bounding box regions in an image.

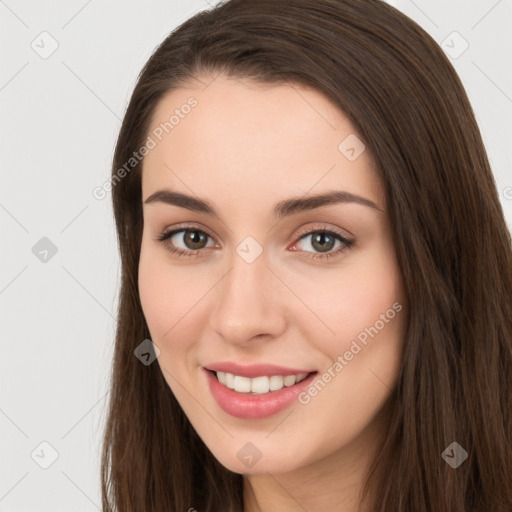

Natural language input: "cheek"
[139,228,405,341]
[290,243,405,355]
[290,250,406,453]
[138,244,194,341]
[338,262,402,342]
[138,242,213,374]
[138,252,169,336]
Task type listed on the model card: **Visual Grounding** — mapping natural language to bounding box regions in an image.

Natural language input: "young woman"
[101,1,512,510]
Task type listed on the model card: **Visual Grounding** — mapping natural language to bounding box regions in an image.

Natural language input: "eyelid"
[293,222,354,241]
[157,222,352,242]
[155,221,354,259]
[158,222,217,242]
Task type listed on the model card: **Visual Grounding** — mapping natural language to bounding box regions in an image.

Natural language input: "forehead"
[141,75,383,210]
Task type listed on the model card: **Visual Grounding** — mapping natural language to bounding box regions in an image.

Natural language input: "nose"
[209,248,288,346]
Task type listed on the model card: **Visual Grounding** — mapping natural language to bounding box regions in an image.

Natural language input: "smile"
[214,371,310,394]
[203,367,318,419]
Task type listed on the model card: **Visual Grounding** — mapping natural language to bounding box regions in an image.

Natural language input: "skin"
[138,74,408,512]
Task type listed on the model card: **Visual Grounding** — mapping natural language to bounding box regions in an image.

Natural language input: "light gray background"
[1,0,511,510]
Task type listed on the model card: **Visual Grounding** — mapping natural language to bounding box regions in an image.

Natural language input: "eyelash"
[155,224,355,261]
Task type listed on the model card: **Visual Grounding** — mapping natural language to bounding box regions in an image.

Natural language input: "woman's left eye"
[155,225,354,261]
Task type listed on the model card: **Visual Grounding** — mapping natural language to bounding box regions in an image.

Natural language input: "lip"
[204,362,317,378]
[203,367,318,419]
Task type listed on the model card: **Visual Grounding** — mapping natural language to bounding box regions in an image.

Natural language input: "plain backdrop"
[1,0,511,510]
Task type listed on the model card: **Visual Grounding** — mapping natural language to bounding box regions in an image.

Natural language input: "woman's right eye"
[156,228,215,258]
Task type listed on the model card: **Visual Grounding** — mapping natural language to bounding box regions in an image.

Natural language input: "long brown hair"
[101,0,512,510]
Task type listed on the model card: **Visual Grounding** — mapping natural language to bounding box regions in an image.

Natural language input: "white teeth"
[233,375,251,393]
[251,376,269,394]
[283,375,297,387]
[215,371,309,394]
[269,375,284,391]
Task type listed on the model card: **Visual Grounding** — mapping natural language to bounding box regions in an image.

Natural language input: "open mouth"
[207,369,317,395]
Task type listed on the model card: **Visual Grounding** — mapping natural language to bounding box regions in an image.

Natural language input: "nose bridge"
[210,243,286,343]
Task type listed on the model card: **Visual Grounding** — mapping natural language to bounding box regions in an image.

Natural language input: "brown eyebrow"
[143,189,383,219]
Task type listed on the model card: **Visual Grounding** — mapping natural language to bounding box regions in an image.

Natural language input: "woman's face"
[138,75,407,475]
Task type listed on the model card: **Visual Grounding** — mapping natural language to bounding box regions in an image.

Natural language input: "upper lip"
[204,362,317,378]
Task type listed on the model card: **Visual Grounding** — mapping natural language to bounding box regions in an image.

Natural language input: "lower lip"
[203,368,317,419]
